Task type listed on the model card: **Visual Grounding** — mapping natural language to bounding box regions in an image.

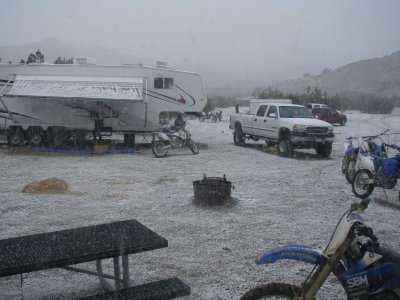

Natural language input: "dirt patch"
[22,177,69,194]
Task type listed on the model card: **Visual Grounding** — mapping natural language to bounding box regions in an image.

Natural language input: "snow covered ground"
[0,107,399,299]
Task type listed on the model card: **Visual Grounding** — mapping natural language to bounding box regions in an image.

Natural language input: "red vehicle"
[312,107,347,126]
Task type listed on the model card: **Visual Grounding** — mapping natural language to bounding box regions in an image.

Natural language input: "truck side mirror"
[268,113,276,118]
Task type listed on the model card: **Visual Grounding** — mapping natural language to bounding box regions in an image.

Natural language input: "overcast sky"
[1,0,400,83]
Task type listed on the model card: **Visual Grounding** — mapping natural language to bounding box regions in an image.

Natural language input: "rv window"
[154,77,164,89]
[154,77,174,89]
[164,78,174,89]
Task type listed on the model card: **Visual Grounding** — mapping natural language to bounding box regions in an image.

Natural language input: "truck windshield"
[279,106,314,118]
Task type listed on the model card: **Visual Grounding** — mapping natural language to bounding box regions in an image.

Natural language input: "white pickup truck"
[229,101,335,157]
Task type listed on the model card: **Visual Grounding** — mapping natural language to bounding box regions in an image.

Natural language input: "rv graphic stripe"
[175,85,196,107]
[144,89,195,106]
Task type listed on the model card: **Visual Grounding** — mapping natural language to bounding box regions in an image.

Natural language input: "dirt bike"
[241,199,400,300]
[352,143,400,199]
[343,130,388,184]
[152,125,199,158]
[199,111,219,123]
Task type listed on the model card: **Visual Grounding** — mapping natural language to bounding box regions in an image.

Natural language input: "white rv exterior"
[0,63,207,146]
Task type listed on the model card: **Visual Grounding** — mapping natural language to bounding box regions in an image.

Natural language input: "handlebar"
[346,129,390,141]
[350,198,370,213]
[384,143,400,152]
[363,129,390,141]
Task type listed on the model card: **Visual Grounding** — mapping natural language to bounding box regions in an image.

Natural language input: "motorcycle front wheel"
[352,169,374,199]
[240,282,302,300]
[188,139,199,154]
[345,159,357,183]
[152,141,169,158]
[199,116,205,122]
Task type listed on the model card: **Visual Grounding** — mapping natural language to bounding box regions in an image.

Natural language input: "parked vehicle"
[312,107,347,126]
[152,124,199,158]
[0,62,207,147]
[241,198,400,300]
[229,100,334,158]
[199,109,222,122]
[345,130,389,183]
[305,103,330,111]
[352,143,400,199]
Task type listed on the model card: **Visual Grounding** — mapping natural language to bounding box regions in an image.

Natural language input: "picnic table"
[0,219,190,299]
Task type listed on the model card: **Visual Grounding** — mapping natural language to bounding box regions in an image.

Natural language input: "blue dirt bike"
[352,143,400,199]
[240,199,400,299]
[343,130,388,184]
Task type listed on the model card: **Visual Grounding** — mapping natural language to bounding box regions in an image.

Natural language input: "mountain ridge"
[274,51,400,97]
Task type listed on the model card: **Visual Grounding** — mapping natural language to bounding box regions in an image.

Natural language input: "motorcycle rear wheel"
[240,282,302,300]
[352,169,374,199]
[152,141,168,158]
[188,139,199,154]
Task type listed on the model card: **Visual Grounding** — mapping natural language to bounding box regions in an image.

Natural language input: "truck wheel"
[340,120,346,126]
[278,136,293,158]
[315,143,332,157]
[233,125,245,146]
[7,127,25,147]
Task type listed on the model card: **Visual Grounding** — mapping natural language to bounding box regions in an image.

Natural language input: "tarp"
[5,75,143,101]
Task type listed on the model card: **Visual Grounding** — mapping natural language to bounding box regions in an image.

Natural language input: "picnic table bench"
[0,219,190,299]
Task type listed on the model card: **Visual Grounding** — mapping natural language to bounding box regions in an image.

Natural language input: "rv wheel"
[7,127,25,147]
[27,127,43,146]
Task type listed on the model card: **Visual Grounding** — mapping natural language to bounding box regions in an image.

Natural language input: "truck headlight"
[293,124,307,132]
[328,127,333,133]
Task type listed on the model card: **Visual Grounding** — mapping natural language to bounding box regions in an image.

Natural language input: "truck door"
[264,105,279,139]
[252,105,268,136]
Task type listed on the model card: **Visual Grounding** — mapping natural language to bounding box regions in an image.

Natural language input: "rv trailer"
[0,62,207,147]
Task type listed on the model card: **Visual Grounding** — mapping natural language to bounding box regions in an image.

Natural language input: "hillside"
[275,51,400,97]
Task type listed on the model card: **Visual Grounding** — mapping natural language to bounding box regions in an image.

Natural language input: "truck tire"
[234,124,245,146]
[278,135,293,158]
[315,143,332,157]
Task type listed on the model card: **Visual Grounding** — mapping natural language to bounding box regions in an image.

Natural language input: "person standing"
[235,104,239,113]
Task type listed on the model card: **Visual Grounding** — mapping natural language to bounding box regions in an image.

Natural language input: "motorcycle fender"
[256,245,325,265]
[359,154,375,172]
[158,132,170,141]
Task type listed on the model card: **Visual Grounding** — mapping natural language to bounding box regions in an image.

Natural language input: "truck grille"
[306,127,329,134]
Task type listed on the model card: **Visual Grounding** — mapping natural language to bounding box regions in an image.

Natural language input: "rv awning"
[5,75,143,101]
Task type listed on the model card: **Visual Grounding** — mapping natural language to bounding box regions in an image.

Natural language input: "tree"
[321,68,331,75]
[53,56,74,64]
[26,49,45,64]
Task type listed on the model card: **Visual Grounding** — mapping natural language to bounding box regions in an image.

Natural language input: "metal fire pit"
[193,174,232,206]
